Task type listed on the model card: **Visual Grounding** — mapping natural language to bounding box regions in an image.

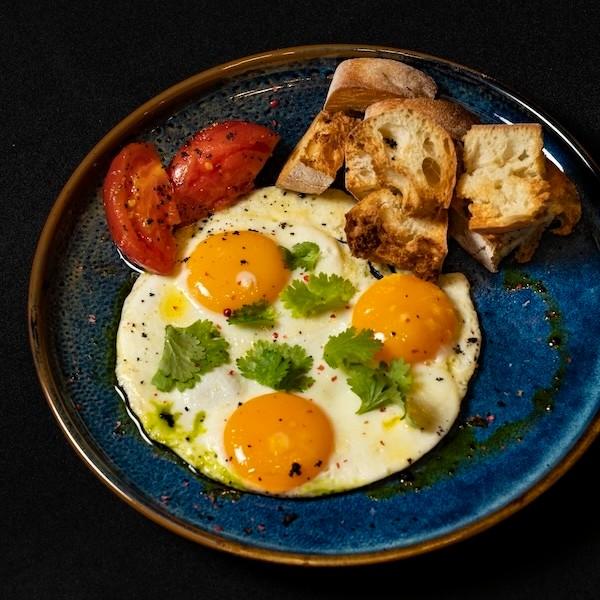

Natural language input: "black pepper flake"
[467,337,479,344]
[466,415,488,428]
[289,462,302,477]
[314,460,323,467]
[383,136,398,149]
[141,332,148,338]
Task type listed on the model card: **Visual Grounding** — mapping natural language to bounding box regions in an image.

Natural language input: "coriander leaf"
[236,340,314,392]
[281,272,356,317]
[227,300,276,328]
[347,360,412,415]
[347,365,394,415]
[152,320,230,392]
[323,327,382,370]
[280,241,321,271]
[387,358,413,392]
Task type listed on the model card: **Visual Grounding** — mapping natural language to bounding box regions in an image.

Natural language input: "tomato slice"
[103,142,180,274]
[168,121,279,224]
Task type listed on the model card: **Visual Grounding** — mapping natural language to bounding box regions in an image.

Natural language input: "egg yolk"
[186,230,290,313]
[352,273,458,364]
[224,392,334,494]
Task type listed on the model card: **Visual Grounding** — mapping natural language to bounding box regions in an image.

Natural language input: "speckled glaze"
[29,46,600,565]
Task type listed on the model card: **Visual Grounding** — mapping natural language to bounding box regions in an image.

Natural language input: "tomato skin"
[103,142,180,274]
[169,121,279,224]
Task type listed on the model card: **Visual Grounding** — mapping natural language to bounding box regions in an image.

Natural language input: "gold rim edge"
[28,43,600,567]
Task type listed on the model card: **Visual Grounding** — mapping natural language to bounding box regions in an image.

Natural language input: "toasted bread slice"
[276,111,358,195]
[448,197,551,272]
[365,97,479,141]
[545,160,581,235]
[345,106,457,210]
[449,156,580,272]
[456,124,551,232]
[323,58,437,113]
[345,187,448,280]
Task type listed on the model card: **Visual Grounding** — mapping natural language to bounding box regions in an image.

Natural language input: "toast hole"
[422,157,441,186]
[423,137,435,153]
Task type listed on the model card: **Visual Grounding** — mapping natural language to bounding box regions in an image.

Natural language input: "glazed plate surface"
[29,45,600,565]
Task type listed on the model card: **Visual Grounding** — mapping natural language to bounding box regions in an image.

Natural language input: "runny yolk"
[352,273,459,364]
[186,230,290,313]
[223,392,334,494]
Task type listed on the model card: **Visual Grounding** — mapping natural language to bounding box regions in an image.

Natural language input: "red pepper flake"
[87,314,96,324]
[257,523,266,533]
[331,375,338,382]
[271,119,278,128]
[303,274,310,282]
[269,99,280,108]
[486,414,496,424]
[228,369,235,376]
[159,494,170,505]
[272,332,279,339]
[223,308,232,317]
[330,314,336,319]
[317,364,325,371]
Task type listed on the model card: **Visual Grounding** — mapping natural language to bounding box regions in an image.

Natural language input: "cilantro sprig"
[227,300,276,328]
[280,241,321,271]
[152,320,230,392]
[236,340,314,392]
[281,272,356,317]
[323,327,413,416]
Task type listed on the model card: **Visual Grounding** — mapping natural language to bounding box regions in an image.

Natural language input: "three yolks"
[184,230,458,493]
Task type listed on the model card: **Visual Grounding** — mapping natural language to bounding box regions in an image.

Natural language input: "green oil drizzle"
[367,269,568,500]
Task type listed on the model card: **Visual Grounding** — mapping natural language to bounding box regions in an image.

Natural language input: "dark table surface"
[3,1,599,598]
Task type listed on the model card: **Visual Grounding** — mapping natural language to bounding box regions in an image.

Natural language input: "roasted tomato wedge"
[169,121,279,224]
[103,142,180,274]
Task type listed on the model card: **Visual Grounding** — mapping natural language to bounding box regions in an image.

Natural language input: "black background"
[3,1,599,598]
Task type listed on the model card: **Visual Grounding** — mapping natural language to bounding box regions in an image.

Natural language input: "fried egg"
[116,186,480,496]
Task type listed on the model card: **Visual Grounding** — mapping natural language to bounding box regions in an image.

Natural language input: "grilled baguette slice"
[345,106,457,210]
[365,97,478,141]
[276,110,358,195]
[449,159,581,271]
[456,124,551,232]
[345,187,448,281]
[323,58,437,113]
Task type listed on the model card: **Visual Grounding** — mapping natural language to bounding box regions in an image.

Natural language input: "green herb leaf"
[281,241,321,271]
[227,300,276,328]
[322,326,413,416]
[347,360,412,415]
[323,327,382,370]
[281,272,356,317]
[152,320,230,392]
[236,340,314,391]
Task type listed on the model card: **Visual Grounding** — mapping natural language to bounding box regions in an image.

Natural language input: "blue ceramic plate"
[29,45,600,565]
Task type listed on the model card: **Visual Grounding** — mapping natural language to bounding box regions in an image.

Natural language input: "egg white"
[115,186,480,496]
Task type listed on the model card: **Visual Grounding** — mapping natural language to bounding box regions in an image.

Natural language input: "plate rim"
[28,43,600,566]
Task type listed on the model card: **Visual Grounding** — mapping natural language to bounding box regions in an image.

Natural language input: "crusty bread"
[365,97,479,141]
[545,160,581,235]
[345,187,448,280]
[323,58,437,113]
[345,106,457,210]
[276,111,358,195]
[456,124,551,232]
[448,197,551,272]
[449,158,580,271]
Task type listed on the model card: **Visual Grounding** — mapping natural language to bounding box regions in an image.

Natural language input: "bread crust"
[276,111,358,194]
[345,188,448,280]
[365,97,479,141]
[324,58,437,113]
[545,160,581,235]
